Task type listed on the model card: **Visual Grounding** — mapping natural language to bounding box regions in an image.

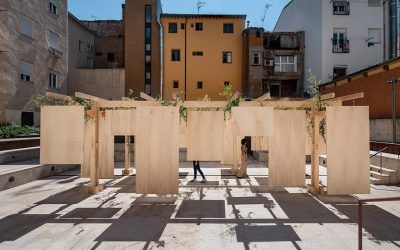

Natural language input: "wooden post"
[89,104,103,194]
[122,135,131,175]
[308,106,321,194]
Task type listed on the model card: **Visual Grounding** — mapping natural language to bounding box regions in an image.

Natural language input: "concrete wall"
[243,28,264,98]
[162,15,245,101]
[275,0,384,89]
[68,68,125,100]
[321,0,383,84]
[0,0,68,126]
[274,0,323,92]
[125,0,161,98]
[370,119,400,142]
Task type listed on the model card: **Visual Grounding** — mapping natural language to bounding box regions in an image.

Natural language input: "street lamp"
[387,78,397,143]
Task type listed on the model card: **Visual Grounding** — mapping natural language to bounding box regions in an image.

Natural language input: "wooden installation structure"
[40,91,369,195]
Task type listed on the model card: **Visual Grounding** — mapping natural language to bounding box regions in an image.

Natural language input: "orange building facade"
[161,14,246,101]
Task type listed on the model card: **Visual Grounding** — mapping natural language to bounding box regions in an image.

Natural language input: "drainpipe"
[158,18,163,98]
[390,0,398,58]
[388,78,397,143]
[184,17,188,100]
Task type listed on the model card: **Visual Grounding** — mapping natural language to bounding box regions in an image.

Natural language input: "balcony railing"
[333,1,350,15]
[332,39,349,53]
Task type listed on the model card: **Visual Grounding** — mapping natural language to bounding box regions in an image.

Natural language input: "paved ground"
[0,161,399,249]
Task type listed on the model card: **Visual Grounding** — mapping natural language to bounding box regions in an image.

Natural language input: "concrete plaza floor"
[0,161,399,249]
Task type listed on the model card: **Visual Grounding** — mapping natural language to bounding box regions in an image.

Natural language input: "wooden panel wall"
[179,120,187,148]
[231,107,274,136]
[98,110,114,178]
[222,117,243,164]
[269,110,306,186]
[251,136,269,151]
[111,110,136,135]
[135,106,180,194]
[40,106,84,165]
[326,106,370,195]
[82,119,95,177]
[187,111,224,161]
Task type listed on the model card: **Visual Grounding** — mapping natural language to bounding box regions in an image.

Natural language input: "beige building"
[0,0,68,126]
[161,14,246,101]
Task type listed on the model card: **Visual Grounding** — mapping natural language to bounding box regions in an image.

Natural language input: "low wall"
[68,68,125,100]
[370,119,400,143]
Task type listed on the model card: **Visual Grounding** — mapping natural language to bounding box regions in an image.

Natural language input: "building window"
[181,23,185,29]
[224,81,230,87]
[192,51,203,56]
[145,27,151,39]
[169,23,178,33]
[21,112,34,126]
[49,0,58,15]
[274,55,297,72]
[197,81,203,89]
[146,43,151,52]
[223,23,234,33]
[367,28,381,46]
[173,81,179,89]
[222,52,232,64]
[333,67,347,80]
[368,0,381,7]
[146,55,151,62]
[195,22,203,31]
[107,53,115,62]
[171,49,181,61]
[256,31,261,38]
[49,71,58,88]
[79,41,84,52]
[252,52,261,65]
[145,5,152,23]
[146,72,151,80]
[20,16,33,38]
[20,62,33,83]
[332,29,349,53]
[145,84,151,95]
[333,1,350,15]
[48,31,59,50]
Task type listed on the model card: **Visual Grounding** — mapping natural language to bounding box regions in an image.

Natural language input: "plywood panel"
[222,117,242,164]
[305,132,326,155]
[82,119,95,177]
[135,106,179,194]
[40,106,84,164]
[231,107,274,136]
[187,111,224,161]
[179,120,187,148]
[269,110,306,186]
[251,136,269,151]
[98,110,114,178]
[110,110,136,135]
[326,106,370,195]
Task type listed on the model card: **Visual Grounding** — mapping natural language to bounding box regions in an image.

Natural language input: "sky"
[68,0,291,31]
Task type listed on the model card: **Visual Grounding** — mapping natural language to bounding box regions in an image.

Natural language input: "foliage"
[126,89,137,101]
[305,70,328,143]
[156,91,188,122]
[32,95,95,121]
[0,123,40,139]
[219,84,244,118]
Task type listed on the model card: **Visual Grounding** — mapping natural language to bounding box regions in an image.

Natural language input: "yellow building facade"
[161,14,246,101]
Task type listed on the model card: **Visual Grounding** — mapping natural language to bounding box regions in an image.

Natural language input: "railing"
[332,39,350,53]
[358,197,400,250]
[333,1,350,15]
[370,147,387,176]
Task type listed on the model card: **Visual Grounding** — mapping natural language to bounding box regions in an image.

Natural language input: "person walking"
[237,138,248,178]
[189,161,207,183]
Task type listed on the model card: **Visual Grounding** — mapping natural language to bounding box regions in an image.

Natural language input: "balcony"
[49,47,63,58]
[333,1,350,15]
[332,39,349,53]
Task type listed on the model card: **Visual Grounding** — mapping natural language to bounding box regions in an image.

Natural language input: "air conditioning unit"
[50,47,63,58]
[264,59,274,67]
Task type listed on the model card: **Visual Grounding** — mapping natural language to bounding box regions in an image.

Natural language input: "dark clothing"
[192,161,205,179]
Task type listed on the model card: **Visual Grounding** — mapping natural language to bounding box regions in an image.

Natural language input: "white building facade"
[274,0,384,90]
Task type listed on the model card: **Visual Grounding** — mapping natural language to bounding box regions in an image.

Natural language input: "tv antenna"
[91,14,99,21]
[261,2,273,28]
[197,1,206,14]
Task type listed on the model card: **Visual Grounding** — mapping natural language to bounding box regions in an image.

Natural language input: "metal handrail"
[370,147,388,158]
[358,197,400,250]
